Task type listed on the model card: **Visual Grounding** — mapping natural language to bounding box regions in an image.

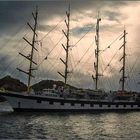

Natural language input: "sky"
[0,0,140,91]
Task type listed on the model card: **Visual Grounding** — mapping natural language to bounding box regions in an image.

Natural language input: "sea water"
[0,103,140,139]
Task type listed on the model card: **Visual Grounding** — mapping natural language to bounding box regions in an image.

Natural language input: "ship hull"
[0,91,140,111]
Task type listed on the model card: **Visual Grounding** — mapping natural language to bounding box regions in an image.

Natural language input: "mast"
[17,6,38,93]
[92,13,101,90]
[119,28,127,91]
[58,4,70,86]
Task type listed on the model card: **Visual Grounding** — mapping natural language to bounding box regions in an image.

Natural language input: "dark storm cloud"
[0,0,128,45]
[0,1,67,36]
[0,53,14,76]
[0,0,128,34]
[0,0,137,89]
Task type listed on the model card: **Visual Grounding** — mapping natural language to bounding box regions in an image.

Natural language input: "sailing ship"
[0,6,140,111]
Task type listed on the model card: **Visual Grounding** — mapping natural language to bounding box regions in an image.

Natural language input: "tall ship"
[0,6,140,111]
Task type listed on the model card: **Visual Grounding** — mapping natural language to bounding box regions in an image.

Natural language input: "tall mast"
[58,4,70,86]
[17,6,38,93]
[92,13,101,90]
[119,28,127,91]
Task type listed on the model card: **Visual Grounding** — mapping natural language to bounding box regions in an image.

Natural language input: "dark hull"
[0,91,140,112]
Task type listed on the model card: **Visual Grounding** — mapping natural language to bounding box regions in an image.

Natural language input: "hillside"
[0,75,27,92]
[0,76,77,92]
[32,80,77,91]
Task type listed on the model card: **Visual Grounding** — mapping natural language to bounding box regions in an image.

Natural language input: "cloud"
[0,1,140,91]
[38,24,54,32]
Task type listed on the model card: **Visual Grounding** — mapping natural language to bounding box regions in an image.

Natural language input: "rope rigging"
[72,41,94,71]
[0,44,29,77]
[0,12,66,79]
[37,35,64,68]
[72,28,93,48]
[68,41,94,84]
[42,47,64,77]
[39,16,65,41]
[3,6,140,92]
[102,48,120,74]
[99,32,124,76]
[101,32,124,53]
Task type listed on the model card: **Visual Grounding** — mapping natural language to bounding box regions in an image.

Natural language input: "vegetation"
[0,76,77,92]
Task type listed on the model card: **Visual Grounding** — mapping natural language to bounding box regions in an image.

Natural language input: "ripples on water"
[0,103,140,139]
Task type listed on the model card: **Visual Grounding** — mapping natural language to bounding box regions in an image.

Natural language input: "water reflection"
[0,112,140,139]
